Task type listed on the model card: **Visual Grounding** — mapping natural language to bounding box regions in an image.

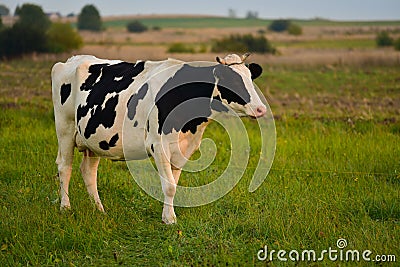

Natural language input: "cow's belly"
[75,122,149,161]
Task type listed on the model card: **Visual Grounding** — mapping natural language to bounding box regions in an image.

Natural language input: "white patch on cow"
[102,92,118,109]
[95,70,103,84]
[114,76,123,81]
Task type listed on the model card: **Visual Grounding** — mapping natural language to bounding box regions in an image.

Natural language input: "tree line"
[0,4,104,59]
[3,3,398,59]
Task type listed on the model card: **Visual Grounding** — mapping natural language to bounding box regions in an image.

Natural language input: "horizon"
[1,0,400,21]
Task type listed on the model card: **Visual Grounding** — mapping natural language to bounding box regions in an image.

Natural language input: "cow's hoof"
[60,204,71,210]
[60,204,71,212]
[162,215,177,224]
[95,202,105,213]
[162,206,177,224]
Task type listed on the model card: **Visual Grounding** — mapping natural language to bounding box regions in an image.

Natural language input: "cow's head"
[214,53,266,118]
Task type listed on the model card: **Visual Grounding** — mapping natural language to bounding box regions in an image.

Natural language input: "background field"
[68,15,400,67]
[0,16,400,266]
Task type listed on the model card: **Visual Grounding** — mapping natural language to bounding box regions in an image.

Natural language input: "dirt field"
[72,22,400,66]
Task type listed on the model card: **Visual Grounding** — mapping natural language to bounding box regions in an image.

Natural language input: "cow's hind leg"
[55,129,75,210]
[80,149,104,212]
[57,147,74,210]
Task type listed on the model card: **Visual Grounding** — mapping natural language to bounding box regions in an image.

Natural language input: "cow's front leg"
[154,146,177,224]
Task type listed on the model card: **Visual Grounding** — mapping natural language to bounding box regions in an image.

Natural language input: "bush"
[376,32,394,47]
[126,20,148,33]
[47,23,83,53]
[78,4,102,31]
[0,24,48,57]
[167,43,195,53]
[211,34,276,54]
[394,37,400,51]
[268,19,291,32]
[0,4,49,58]
[288,23,303,35]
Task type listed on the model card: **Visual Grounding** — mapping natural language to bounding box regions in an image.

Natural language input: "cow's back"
[52,55,185,160]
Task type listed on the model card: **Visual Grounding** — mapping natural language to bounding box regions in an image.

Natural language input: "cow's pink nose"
[254,106,267,118]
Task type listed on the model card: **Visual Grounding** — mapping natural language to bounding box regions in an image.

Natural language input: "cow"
[51,53,266,224]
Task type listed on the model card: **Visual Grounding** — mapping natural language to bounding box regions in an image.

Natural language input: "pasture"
[1,17,400,266]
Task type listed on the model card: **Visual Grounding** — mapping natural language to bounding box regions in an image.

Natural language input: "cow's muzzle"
[248,105,267,118]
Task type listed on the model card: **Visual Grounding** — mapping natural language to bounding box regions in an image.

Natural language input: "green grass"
[104,17,272,29]
[0,60,399,266]
[101,16,400,29]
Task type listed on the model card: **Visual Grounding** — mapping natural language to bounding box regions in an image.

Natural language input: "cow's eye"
[245,63,249,68]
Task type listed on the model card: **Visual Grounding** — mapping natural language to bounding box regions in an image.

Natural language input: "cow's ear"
[248,63,262,80]
[216,56,226,65]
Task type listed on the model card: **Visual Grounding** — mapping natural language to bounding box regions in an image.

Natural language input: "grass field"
[0,56,399,266]
[99,16,400,29]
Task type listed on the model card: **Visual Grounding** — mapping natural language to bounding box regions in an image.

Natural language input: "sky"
[1,0,400,21]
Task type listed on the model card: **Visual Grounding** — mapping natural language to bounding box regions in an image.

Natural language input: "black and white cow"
[51,53,266,224]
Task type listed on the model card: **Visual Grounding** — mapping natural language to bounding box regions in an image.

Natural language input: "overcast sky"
[2,0,400,20]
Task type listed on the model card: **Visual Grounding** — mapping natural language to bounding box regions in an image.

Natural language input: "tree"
[0,4,10,16]
[16,3,50,31]
[14,5,21,16]
[268,19,291,32]
[228,8,237,18]
[78,4,102,31]
[126,20,148,33]
[246,11,259,19]
[47,22,83,53]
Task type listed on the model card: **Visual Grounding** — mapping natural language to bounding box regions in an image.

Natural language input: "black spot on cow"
[146,120,150,132]
[60,83,71,105]
[84,95,119,138]
[79,63,108,92]
[127,83,149,120]
[155,65,214,135]
[151,144,154,153]
[76,61,145,138]
[133,121,138,127]
[155,64,249,135]
[213,64,251,105]
[99,133,119,150]
[248,63,263,80]
[211,95,229,113]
